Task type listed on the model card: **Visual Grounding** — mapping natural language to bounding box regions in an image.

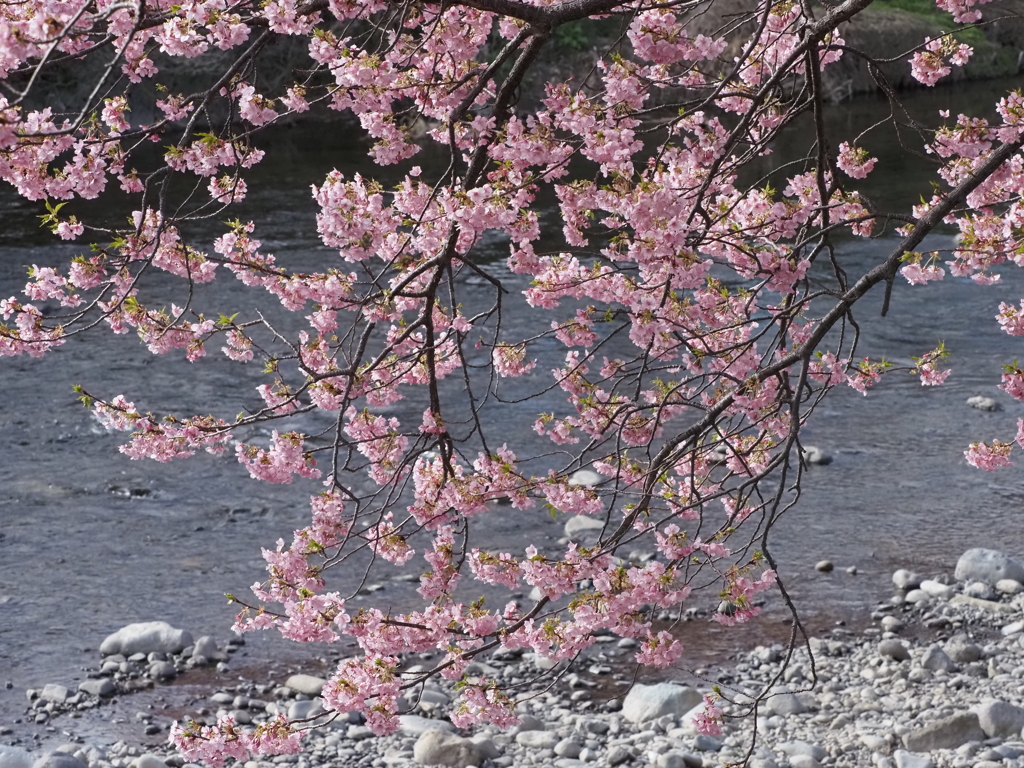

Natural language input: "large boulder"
[902,712,986,752]
[0,745,34,768]
[99,622,193,656]
[413,730,480,768]
[622,683,703,725]
[954,549,1024,586]
[974,700,1024,739]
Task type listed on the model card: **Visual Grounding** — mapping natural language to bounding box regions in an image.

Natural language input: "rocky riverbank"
[4,547,1024,768]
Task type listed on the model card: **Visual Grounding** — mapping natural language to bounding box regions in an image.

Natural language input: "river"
[2,78,1024,750]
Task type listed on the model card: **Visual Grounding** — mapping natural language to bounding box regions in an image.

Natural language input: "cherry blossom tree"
[2,0,1023,760]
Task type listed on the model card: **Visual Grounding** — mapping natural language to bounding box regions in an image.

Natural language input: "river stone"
[964,581,996,600]
[284,674,326,696]
[902,712,985,751]
[564,515,604,544]
[778,742,826,762]
[192,636,224,662]
[879,639,910,661]
[516,714,546,732]
[554,739,582,758]
[919,579,955,600]
[78,679,115,697]
[954,549,1024,586]
[568,469,601,487]
[0,745,33,768]
[974,699,1024,738]
[893,570,923,590]
[287,699,324,721]
[996,579,1024,595]
[132,755,168,768]
[622,683,702,724]
[99,622,193,656]
[788,757,820,768]
[946,633,983,663]
[399,715,456,737]
[149,661,177,680]
[815,560,834,573]
[893,750,934,768]
[469,736,500,761]
[765,692,808,716]
[40,684,69,703]
[921,644,957,672]
[30,755,87,768]
[949,594,1018,614]
[967,396,1001,411]
[413,730,480,768]
[516,730,559,749]
[801,446,831,465]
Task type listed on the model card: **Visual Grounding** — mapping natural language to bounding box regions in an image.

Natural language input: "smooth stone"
[287,699,324,721]
[954,549,1024,586]
[413,730,480,768]
[974,699,1024,738]
[904,589,930,604]
[99,622,193,656]
[0,746,33,768]
[78,679,115,697]
[964,581,997,600]
[815,560,834,573]
[903,712,986,751]
[893,570,923,590]
[801,446,831,465]
[921,645,957,673]
[511,713,543,732]
[568,470,601,487]
[132,755,168,768]
[893,750,934,768]
[30,755,87,768]
[881,616,905,633]
[192,636,225,662]
[919,579,955,600]
[765,693,808,717]
[516,731,560,749]
[778,742,826,762]
[469,736,500,761]
[788,757,821,768]
[149,661,177,680]
[563,515,604,544]
[284,674,327,697]
[1001,620,1024,636]
[861,734,888,750]
[879,639,910,662]
[398,715,455,737]
[554,739,582,758]
[605,746,632,766]
[967,396,1001,411]
[946,634,983,663]
[40,685,69,704]
[693,735,722,752]
[996,579,1024,595]
[622,683,702,724]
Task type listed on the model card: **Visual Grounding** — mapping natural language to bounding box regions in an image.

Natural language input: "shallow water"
[3,79,1024,750]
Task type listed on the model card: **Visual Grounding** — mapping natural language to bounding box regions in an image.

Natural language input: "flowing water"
[2,78,1024,749]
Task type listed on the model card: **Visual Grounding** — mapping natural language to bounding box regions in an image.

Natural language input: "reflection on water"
[2,77,1024,746]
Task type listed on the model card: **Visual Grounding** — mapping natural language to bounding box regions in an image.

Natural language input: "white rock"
[398,715,455,738]
[284,674,326,696]
[903,712,985,751]
[967,396,1001,411]
[892,570,923,590]
[1001,620,1024,636]
[622,683,702,725]
[974,699,1024,738]
[765,693,808,717]
[0,745,34,768]
[516,731,559,749]
[996,579,1024,595]
[192,636,225,662]
[99,622,193,656]
[131,755,167,768]
[954,548,1024,586]
[286,699,324,721]
[921,644,957,672]
[801,446,832,465]
[919,580,955,600]
[40,684,69,703]
[904,589,930,604]
[78,679,115,697]
[893,750,934,768]
[413,730,480,768]
[568,470,601,487]
[563,515,604,544]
